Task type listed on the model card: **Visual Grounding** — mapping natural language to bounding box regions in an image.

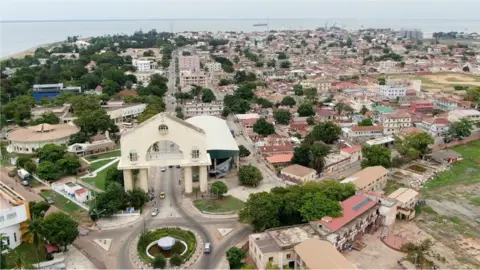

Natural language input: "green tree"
[358,118,373,126]
[201,88,216,103]
[170,253,183,267]
[360,105,369,115]
[37,144,66,162]
[90,182,127,219]
[238,165,263,186]
[105,167,124,188]
[291,144,311,167]
[29,201,50,219]
[16,156,32,169]
[273,109,292,125]
[401,239,434,268]
[293,84,303,96]
[239,145,251,158]
[152,254,166,269]
[226,247,247,269]
[74,109,118,136]
[446,118,474,140]
[176,110,185,119]
[30,112,60,125]
[299,192,343,221]
[280,96,296,107]
[377,78,386,85]
[280,61,291,68]
[396,132,434,159]
[211,181,228,198]
[68,132,90,144]
[42,212,79,251]
[239,192,281,231]
[37,161,61,181]
[21,216,44,261]
[253,118,275,136]
[361,145,391,168]
[277,52,287,59]
[126,188,149,210]
[256,98,273,108]
[57,155,80,175]
[306,122,341,144]
[309,143,330,173]
[24,160,37,174]
[306,116,316,125]
[297,103,315,117]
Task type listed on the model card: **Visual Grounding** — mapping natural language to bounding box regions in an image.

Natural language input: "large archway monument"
[118,113,211,193]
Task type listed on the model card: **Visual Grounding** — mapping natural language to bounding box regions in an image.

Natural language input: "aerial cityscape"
[1,3,480,270]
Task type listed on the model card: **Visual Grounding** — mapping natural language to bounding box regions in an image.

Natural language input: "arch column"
[199,165,208,192]
[123,169,133,191]
[184,166,193,194]
[137,168,149,192]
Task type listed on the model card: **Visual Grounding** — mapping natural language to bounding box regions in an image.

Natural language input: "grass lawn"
[85,151,121,162]
[5,241,46,269]
[193,195,245,213]
[384,180,405,196]
[422,141,480,191]
[82,161,118,190]
[88,159,115,172]
[39,190,81,215]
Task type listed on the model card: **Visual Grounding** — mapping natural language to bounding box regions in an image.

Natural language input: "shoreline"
[0,40,65,61]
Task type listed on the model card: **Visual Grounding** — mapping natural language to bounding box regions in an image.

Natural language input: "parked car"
[176,165,181,169]
[160,167,166,172]
[45,197,55,205]
[159,192,166,199]
[21,180,29,186]
[151,208,159,216]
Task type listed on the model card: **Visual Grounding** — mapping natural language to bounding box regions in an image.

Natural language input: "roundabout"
[133,226,203,269]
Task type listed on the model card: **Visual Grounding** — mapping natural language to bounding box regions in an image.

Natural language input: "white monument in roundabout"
[145,236,188,259]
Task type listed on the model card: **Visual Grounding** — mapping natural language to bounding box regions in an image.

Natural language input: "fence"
[431,135,480,151]
[112,210,141,217]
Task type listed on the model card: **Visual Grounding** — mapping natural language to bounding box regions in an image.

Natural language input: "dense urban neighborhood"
[1,25,480,270]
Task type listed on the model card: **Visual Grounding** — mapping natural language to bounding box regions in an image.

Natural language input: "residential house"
[409,99,434,113]
[341,166,389,192]
[280,164,317,183]
[63,182,90,203]
[379,85,407,99]
[293,239,355,270]
[380,112,412,135]
[265,154,294,171]
[387,187,419,220]
[448,109,480,131]
[342,125,384,140]
[416,117,449,137]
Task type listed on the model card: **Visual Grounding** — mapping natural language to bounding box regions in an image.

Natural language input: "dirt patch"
[426,74,480,86]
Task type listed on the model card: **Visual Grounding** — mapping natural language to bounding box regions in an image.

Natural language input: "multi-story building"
[179,55,201,71]
[32,83,82,101]
[102,100,147,124]
[342,125,384,140]
[182,100,223,118]
[0,182,30,250]
[387,187,419,220]
[179,70,208,88]
[248,225,354,270]
[400,29,423,40]
[379,85,407,99]
[204,62,222,72]
[132,59,157,72]
[448,109,480,131]
[433,97,472,111]
[341,166,389,192]
[416,117,449,137]
[309,195,382,250]
[381,112,412,135]
[409,99,434,113]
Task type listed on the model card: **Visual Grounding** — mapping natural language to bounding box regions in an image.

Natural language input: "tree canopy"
[305,121,341,144]
[211,181,228,198]
[446,118,474,140]
[280,96,296,107]
[226,247,247,269]
[201,88,216,103]
[238,165,263,186]
[253,118,275,136]
[273,109,292,125]
[361,145,391,168]
[238,145,251,158]
[396,132,434,160]
[357,118,373,126]
[41,212,79,251]
[297,103,315,117]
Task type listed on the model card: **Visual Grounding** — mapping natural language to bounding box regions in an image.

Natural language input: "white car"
[160,167,166,172]
[151,208,159,216]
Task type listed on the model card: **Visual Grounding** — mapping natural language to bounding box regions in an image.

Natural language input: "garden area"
[4,241,46,269]
[39,190,93,226]
[137,227,197,268]
[82,160,119,190]
[194,195,245,213]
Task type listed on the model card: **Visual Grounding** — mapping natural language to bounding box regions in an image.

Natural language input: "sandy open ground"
[425,73,480,86]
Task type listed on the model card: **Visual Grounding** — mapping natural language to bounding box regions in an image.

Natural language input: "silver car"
[151,208,159,216]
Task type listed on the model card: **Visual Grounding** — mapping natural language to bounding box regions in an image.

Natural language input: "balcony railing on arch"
[147,151,184,161]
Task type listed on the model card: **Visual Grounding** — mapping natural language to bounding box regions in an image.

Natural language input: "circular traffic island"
[137,227,198,268]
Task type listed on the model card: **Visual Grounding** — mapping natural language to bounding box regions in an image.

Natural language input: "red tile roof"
[341,144,362,154]
[75,188,87,195]
[315,195,377,232]
[260,144,295,153]
[266,154,294,164]
[118,89,138,97]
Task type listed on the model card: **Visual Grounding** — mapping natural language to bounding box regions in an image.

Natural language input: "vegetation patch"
[85,151,120,161]
[137,228,197,265]
[4,241,46,269]
[194,195,245,213]
[384,180,405,196]
[407,164,427,173]
[40,190,81,214]
[82,161,119,190]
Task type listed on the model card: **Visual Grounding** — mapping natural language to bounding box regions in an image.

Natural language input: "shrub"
[152,254,166,269]
[170,253,183,267]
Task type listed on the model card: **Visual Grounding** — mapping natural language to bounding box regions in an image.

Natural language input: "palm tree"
[11,251,34,270]
[401,238,434,268]
[21,216,45,262]
[309,143,330,173]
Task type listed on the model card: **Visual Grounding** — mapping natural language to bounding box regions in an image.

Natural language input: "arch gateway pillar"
[118,113,211,194]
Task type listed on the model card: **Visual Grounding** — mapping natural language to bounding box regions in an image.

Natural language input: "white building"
[102,100,147,124]
[0,182,29,250]
[205,62,222,72]
[183,100,223,118]
[379,85,407,99]
[64,182,90,203]
[381,112,412,135]
[342,125,384,139]
[132,59,157,72]
[7,123,80,154]
[416,117,449,137]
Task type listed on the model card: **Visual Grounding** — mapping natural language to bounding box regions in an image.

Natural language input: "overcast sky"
[1,0,480,21]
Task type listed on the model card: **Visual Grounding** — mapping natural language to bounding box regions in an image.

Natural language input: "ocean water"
[1,18,479,58]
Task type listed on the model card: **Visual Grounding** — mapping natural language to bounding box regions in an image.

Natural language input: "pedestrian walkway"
[181,197,238,219]
[81,157,119,179]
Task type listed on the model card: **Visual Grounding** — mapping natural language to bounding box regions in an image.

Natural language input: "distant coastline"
[0,41,64,61]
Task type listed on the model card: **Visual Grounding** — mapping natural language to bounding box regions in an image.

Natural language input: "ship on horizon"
[253,23,268,27]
